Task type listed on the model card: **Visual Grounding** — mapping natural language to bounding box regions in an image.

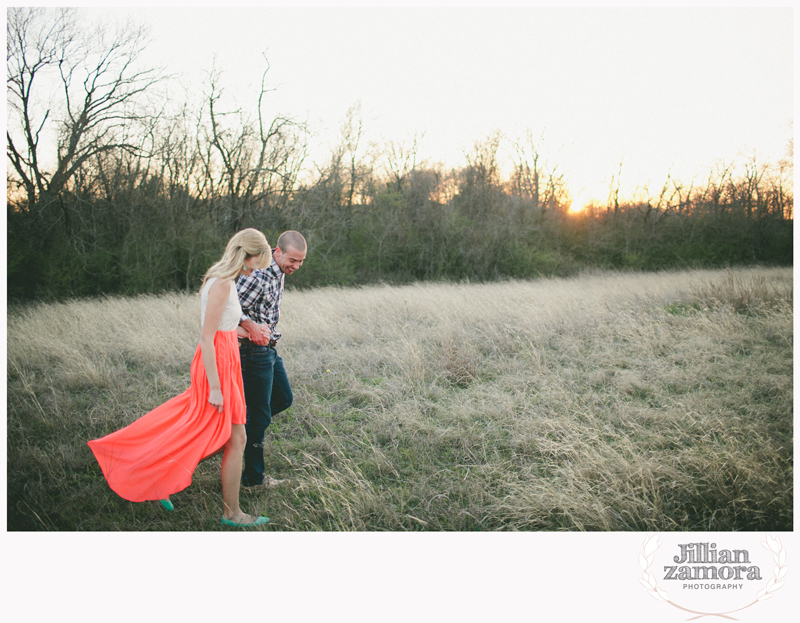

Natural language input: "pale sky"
[46,5,798,206]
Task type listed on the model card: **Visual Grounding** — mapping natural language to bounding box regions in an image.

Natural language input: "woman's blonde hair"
[201,228,271,290]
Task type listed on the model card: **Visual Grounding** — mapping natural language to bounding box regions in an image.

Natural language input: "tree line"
[7,8,793,301]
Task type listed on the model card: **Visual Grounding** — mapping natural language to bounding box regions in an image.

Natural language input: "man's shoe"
[242,475,288,491]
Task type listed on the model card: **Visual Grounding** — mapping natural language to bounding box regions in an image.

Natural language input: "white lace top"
[200,277,242,332]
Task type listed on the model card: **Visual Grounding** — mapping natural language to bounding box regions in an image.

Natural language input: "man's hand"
[241,319,271,345]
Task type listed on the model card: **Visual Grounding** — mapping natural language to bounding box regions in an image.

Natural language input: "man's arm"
[240,318,271,344]
[236,272,272,345]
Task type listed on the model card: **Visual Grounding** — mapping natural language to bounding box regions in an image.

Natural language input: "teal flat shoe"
[221,515,269,527]
[160,499,174,512]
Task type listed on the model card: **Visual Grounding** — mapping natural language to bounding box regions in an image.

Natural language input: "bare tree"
[509,129,568,217]
[667,176,694,216]
[204,59,307,232]
[384,132,424,196]
[463,131,502,190]
[698,160,735,216]
[607,159,624,216]
[7,7,162,214]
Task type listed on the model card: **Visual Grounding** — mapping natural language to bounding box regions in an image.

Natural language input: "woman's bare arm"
[200,278,230,412]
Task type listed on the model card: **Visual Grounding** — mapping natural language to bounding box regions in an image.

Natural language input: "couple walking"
[88,229,306,527]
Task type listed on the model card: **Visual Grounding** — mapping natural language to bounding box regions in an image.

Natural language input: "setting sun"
[566,184,600,214]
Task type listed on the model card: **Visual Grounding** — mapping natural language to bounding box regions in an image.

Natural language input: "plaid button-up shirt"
[236,257,285,341]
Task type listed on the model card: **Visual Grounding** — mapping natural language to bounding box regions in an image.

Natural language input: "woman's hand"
[209,388,224,413]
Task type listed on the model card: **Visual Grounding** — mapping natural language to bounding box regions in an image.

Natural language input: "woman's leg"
[221,424,248,521]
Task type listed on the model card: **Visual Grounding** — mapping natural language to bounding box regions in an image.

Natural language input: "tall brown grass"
[6,267,792,530]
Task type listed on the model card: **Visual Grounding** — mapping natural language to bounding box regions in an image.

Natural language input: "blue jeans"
[239,341,293,487]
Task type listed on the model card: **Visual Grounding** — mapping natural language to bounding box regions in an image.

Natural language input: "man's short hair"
[276,231,306,253]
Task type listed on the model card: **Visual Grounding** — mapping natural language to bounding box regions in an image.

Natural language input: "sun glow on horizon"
[567,183,605,214]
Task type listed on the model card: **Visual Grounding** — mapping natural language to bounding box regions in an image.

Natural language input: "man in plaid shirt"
[237,230,307,490]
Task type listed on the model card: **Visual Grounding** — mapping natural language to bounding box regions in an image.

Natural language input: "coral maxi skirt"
[88,331,246,503]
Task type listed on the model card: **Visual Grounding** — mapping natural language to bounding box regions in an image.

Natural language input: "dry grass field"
[6,267,793,531]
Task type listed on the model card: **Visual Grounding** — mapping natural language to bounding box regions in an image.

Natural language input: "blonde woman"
[88,229,272,527]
